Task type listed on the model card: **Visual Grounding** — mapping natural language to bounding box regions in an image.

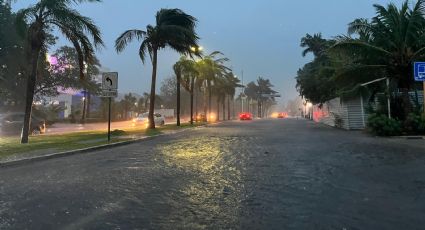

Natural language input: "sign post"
[101,72,118,142]
[414,62,425,114]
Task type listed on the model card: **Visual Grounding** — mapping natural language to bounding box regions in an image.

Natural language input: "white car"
[133,113,165,127]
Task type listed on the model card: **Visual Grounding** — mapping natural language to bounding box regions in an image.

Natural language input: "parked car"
[239,112,253,120]
[0,112,46,135]
[133,112,165,127]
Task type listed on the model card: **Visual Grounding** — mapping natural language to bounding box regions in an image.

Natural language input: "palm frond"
[115,29,146,53]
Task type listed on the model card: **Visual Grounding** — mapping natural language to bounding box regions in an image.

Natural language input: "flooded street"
[0,119,425,229]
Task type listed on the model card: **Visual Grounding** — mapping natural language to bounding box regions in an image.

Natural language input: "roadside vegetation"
[0,0,277,152]
[0,122,206,160]
[296,0,425,136]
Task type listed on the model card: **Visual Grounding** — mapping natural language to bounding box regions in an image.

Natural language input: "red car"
[239,112,253,120]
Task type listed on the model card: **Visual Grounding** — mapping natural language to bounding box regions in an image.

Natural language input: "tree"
[16,0,104,143]
[196,51,230,121]
[296,33,337,105]
[120,93,137,120]
[0,1,26,108]
[300,33,328,57]
[223,72,242,120]
[179,58,199,124]
[244,77,277,117]
[49,46,101,122]
[173,56,199,125]
[115,8,199,129]
[332,0,425,118]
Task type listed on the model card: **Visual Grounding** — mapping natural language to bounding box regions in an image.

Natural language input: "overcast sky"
[13,0,406,106]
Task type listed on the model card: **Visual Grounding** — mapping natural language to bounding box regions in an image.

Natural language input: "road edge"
[0,125,204,168]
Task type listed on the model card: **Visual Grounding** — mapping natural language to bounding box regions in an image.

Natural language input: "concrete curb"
[0,126,203,168]
[392,136,425,140]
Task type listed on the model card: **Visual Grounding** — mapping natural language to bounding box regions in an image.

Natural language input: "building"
[313,91,425,130]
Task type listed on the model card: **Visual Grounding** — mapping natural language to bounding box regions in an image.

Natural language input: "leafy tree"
[50,46,101,122]
[296,33,338,105]
[332,0,425,118]
[119,93,137,120]
[0,1,26,107]
[16,0,104,143]
[115,8,199,129]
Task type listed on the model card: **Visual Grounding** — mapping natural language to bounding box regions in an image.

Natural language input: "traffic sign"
[262,94,281,98]
[102,72,118,90]
[100,90,118,98]
[414,62,425,81]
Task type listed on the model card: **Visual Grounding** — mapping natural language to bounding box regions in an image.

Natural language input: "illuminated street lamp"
[190,46,203,53]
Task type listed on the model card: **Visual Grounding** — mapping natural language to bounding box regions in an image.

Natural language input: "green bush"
[367,113,402,136]
[404,113,425,135]
[111,129,127,136]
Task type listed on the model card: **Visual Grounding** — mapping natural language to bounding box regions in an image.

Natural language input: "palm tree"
[115,9,199,129]
[174,56,198,125]
[332,0,425,118]
[223,72,242,120]
[16,0,104,143]
[300,33,329,57]
[197,51,230,121]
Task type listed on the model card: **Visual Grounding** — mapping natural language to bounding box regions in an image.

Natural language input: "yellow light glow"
[209,113,216,122]
[271,112,278,118]
[307,102,313,108]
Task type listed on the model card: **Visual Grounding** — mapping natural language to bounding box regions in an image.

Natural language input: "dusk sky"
[13,0,405,106]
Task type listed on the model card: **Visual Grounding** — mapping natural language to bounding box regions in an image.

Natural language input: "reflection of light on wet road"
[158,136,243,227]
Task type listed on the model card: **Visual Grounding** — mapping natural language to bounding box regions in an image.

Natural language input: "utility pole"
[241,70,245,113]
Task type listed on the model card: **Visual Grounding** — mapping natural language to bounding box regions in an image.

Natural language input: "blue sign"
[414,62,425,81]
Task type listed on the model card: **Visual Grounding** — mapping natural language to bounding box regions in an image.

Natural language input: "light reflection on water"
[157,136,243,227]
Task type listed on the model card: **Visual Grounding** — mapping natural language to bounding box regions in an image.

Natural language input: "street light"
[190,46,203,52]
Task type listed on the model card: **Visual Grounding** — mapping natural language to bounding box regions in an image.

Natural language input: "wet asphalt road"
[0,119,425,229]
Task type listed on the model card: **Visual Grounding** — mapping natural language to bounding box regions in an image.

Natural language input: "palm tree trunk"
[216,97,220,121]
[208,81,212,120]
[87,91,91,119]
[222,97,225,121]
[227,95,231,120]
[148,48,158,129]
[203,82,207,121]
[176,73,181,126]
[21,49,41,144]
[81,89,87,123]
[190,76,195,125]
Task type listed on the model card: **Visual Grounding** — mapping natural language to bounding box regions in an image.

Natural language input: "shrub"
[404,113,425,135]
[367,113,402,136]
[111,129,127,136]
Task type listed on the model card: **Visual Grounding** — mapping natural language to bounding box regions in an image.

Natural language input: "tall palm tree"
[174,56,198,125]
[197,51,230,121]
[223,72,242,120]
[115,9,199,129]
[332,0,425,118]
[16,0,104,143]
